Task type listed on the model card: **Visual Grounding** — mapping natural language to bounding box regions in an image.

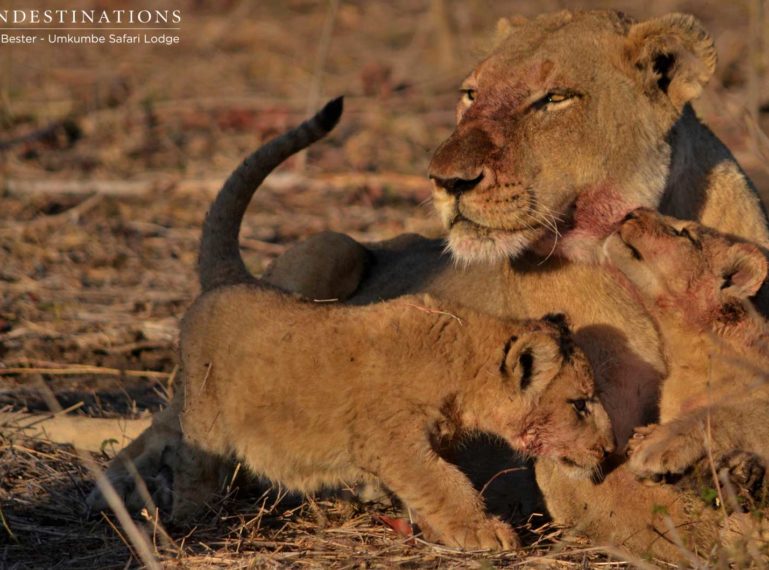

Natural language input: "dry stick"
[4,401,84,430]
[658,515,701,568]
[3,171,429,200]
[127,463,180,559]
[403,302,464,325]
[0,119,77,152]
[295,0,340,172]
[704,353,727,523]
[0,505,17,543]
[27,193,104,229]
[479,467,526,498]
[429,0,457,73]
[0,365,170,380]
[748,0,765,123]
[30,376,162,569]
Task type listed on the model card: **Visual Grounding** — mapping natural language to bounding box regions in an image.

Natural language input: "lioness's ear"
[721,243,768,298]
[502,332,561,398]
[626,13,716,111]
[495,17,513,41]
[493,16,527,46]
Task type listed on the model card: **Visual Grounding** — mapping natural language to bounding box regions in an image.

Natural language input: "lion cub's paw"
[626,422,703,480]
[717,450,766,501]
[443,518,519,551]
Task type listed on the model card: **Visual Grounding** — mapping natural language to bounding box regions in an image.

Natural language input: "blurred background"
[0,0,767,423]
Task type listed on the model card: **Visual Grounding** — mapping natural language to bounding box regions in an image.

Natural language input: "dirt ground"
[1,1,768,568]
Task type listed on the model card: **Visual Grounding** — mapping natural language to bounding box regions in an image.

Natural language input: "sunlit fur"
[92,10,769,563]
[429,11,768,266]
[606,209,769,484]
[173,289,613,550]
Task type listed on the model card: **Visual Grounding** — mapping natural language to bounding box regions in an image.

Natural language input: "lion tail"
[198,96,344,292]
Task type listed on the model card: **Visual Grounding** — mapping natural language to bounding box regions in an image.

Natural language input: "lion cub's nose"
[621,210,639,224]
[602,435,617,458]
[431,172,484,196]
[593,438,615,461]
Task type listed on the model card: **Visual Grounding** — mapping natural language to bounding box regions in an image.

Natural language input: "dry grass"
[1,434,642,569]
[1,0,769,567]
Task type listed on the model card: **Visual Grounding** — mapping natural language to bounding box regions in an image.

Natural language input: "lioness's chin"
[446,225,538,264]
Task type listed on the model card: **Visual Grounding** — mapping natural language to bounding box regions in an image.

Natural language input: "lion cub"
[604,208,769,481]
[175,284,614,550]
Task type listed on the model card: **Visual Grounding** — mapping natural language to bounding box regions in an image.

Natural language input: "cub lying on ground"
[535,210,769,562]
[175,283,614,550]
[605,208,769,483]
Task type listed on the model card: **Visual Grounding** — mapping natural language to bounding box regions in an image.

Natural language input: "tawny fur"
[90,9,769,560]
[536,212,769,561]
[175,287,613,550]
[605,209,769,477]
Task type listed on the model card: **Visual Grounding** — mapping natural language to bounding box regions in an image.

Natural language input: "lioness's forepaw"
[626,423,704,480]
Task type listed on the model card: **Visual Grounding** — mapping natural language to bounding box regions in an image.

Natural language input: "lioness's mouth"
[449,212,473,229]
[449,210,538,235]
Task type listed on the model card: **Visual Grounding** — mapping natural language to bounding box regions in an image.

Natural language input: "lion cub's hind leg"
[87,401,182,517]
[168,438,235,522]
[717,450,767,508]
[352,415,519,551]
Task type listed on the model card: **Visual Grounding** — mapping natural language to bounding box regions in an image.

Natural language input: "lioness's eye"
[460,88,477,104]
[532,91,578,111]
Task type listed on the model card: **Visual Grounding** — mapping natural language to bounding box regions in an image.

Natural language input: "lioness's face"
[428,10,715,264]
[605,208,768,318]
[490,317,615,477]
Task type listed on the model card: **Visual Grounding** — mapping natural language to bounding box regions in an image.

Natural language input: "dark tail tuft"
[317,96,344,132]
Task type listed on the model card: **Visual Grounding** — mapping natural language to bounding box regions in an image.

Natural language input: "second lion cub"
[604,208,769,482]
[175,284,614,550]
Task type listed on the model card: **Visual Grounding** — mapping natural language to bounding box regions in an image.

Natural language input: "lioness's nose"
[431,172,484,196]
[428,126,494,195]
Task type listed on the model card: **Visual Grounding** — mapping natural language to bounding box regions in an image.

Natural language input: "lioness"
[176,283,613,550]
[605,209,769,480]
[91,9,769,557]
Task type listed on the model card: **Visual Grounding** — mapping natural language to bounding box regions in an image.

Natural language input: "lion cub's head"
[478,314,615,478]
[604,208,768,327]
[428,11,717,264]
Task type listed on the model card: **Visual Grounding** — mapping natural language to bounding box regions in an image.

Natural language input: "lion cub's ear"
[720,243,768,299]
[501,332,561,398]
[626,13,716,111]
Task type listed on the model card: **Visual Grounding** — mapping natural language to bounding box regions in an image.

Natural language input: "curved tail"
[198,97,344,292]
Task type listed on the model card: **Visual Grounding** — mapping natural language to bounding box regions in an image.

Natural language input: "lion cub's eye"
[570,398,589,416]
[460,88,477,104]
[674,227,701,248]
